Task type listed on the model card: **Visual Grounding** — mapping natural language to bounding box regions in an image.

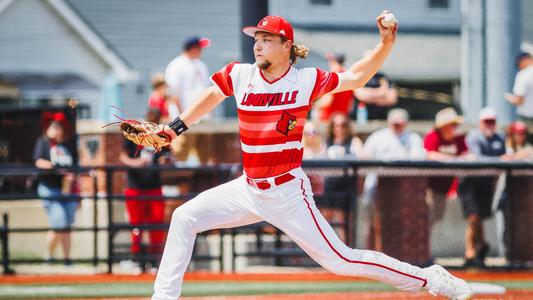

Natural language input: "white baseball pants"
[152,167,428,299]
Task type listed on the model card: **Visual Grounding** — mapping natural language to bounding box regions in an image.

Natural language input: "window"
[310,0,332,5]
[428,0,449,9]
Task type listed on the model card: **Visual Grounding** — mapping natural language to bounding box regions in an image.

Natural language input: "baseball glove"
[103,106,172,154]
[119,120,172,153]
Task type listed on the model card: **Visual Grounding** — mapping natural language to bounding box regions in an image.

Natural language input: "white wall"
[0,0,110,86]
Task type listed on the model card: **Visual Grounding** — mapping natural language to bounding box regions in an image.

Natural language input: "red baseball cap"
[243,15,294,42]
[41,111,72,137]
[510,121,528,133]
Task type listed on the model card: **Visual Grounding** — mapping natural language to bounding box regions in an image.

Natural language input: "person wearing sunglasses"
[459,107,508,268]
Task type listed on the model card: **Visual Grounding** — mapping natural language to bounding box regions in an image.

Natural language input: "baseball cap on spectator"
[41,111,72,137]
[387,108,409,124]
[435,107,463,128]
[243,15,294,42]
[479,107,497,120]
[183,36,211,51]
[509,121,528,134]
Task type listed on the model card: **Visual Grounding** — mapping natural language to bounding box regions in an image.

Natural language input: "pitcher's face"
[254,32,290,70]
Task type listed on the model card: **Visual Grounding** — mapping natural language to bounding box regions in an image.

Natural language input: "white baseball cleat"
[424,264,473,300]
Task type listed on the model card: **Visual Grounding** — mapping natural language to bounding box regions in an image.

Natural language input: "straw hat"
[435,108,463,128]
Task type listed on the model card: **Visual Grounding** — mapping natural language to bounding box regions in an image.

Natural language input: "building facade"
[1,0,532,119]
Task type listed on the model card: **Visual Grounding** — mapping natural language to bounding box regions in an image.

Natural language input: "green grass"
[0,280,532,299]
[490,280,533,290]
[0,281,392,299]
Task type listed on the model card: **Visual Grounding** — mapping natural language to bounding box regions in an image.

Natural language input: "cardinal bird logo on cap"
[276,111,297,136]
[261,19,268,27]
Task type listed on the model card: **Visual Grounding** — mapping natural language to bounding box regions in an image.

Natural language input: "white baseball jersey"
[513,65,533,118]
[152,63,429,300]
[211,62,339,178]
[165,54,210,118]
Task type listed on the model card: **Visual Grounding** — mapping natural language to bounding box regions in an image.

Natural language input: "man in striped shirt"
[153,13,472,300]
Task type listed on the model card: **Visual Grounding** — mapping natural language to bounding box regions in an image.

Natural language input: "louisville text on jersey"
[240,91,299,107]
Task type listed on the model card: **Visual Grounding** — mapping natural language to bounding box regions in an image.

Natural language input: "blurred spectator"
[425,108,467,161]
[326,113,364,159]
[465,108,508,160]
[33,112,78,265]
[506,52,533,121]
[323,114,363,241]
[147,72,169,123]
[302,121,326,159]
[361,109,425,248]
[165,36,213,164]
[165,36,211,119]
[506,121,533,160]
[362,108,425,160]
[302,121,326,199]
[459,107,507,268]
[119,109,168,271]
[354,50,398,120]
[424,108,468,223]
[315,52,355,122]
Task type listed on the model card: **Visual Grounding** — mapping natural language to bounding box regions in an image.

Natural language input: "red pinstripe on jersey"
[242,149,304,174]
[239,128,304,143]
[211,63,339,179]
[238,107,307,142]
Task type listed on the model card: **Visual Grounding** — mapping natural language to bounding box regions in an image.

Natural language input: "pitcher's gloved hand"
[120,120,172,153]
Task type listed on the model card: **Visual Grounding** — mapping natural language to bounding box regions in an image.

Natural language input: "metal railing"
[2,160,533,274]
[0,164,237,274]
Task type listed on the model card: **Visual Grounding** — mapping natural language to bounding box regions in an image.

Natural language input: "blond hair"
[281,36,309,65]
[291,44,309,65]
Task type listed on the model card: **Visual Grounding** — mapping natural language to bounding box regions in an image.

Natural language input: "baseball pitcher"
[124,12,472,300]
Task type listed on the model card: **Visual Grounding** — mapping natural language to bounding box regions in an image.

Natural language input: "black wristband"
[168,117,189,136]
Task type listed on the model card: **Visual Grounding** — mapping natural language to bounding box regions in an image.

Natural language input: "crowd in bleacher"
[32,35,533,271]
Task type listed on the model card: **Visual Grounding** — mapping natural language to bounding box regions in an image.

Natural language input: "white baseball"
[381,13,397,28]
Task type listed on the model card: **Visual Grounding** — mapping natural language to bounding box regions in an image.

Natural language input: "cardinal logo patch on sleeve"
[276,111,297,136]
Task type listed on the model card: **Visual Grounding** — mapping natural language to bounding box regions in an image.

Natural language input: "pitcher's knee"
[320,249,368,276]
[321,257,353,276]
[170,207,196,231]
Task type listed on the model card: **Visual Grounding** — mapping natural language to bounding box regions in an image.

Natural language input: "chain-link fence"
[233,160,533,270]
[1,160,533,274]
